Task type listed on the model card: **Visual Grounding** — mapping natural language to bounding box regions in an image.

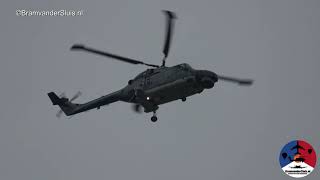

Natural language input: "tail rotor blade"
[218,75,253,86]
[56,109,63,118]
[59,92,66,98]
[69,91,82,102]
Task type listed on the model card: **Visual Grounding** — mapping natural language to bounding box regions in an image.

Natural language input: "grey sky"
[0,0,319,179]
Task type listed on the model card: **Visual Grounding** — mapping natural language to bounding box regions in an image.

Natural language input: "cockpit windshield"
[133,68,162,80]
[175,63,192,71]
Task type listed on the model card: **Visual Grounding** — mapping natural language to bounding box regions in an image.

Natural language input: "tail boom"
[48,90,123,117]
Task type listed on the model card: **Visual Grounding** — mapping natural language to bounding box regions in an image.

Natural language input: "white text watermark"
[16,9,84,17]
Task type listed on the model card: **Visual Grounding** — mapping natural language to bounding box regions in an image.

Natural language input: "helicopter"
[48,10,253,122]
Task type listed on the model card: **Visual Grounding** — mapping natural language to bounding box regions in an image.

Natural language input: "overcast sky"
[0,0,319,180]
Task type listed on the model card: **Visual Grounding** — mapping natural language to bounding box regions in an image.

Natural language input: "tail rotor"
[56,91,82,118]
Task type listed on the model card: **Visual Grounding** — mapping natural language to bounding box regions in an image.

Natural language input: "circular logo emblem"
[279,140,317,178]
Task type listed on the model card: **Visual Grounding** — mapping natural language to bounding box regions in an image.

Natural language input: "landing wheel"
[151,116,158,122]
[151,111,158,122]
[181,97,186,102]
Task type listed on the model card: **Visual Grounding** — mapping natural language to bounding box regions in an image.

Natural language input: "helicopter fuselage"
[48,10,252,122]
[120,63,218,112]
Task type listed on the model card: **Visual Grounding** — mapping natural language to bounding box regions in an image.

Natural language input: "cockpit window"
[175,63,192,71]
[183,64,192,70]
[133,69,158,80]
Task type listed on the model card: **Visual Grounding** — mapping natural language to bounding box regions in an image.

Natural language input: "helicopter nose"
[195,70,218,89]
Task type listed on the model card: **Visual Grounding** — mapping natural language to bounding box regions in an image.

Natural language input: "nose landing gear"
[151,111,158,122]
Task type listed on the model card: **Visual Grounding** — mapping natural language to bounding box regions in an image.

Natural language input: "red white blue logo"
[279,140,317,178]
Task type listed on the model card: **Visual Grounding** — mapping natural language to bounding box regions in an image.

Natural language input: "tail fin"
[47,92,77,116]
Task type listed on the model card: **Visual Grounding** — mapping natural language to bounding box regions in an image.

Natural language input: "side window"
[146,77,152,85]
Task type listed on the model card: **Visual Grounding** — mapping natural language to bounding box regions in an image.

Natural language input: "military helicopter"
[48,10,253,122]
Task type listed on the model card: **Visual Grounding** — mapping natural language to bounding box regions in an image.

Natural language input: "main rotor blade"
[71,44,159,68]
[218,75,253,86]
[162,10,177,66]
